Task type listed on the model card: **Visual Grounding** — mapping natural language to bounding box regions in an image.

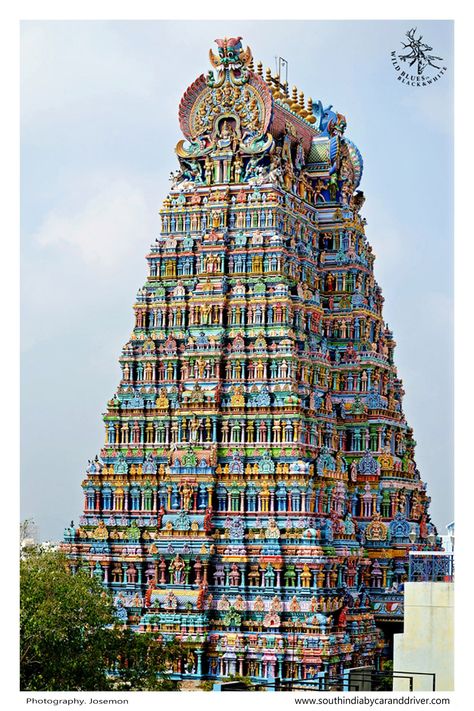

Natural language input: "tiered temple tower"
[63,37,439,688]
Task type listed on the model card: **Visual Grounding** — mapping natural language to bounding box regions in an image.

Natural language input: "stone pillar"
[278,658,284,678]
[196,650,203,677]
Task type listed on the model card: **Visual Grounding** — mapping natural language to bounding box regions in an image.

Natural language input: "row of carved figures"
[148,253,374,291]
[135,301,320,328]
[118,357,394,391]
[103,417,409,458]
[159,202,326,234]
[72,554,405,592]
[134,306,386,336]
[83,485,425,521]
[155,223,368,261]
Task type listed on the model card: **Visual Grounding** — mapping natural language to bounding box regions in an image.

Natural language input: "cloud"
[22,173,158,354]
[398,86,453,136]
[21,22,157,126]
[32,177,156,269]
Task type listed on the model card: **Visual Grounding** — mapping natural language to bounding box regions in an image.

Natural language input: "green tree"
[20,518,38,555]
[20,547,183,691]
[20,518,37,544]
[377,660,394,691]
[107,627,181,691]
[21,548,115,690]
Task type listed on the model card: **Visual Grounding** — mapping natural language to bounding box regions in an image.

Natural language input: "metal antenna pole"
[279,57,288,85]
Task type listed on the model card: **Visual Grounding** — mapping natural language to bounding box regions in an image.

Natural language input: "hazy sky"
[20,20,454,541]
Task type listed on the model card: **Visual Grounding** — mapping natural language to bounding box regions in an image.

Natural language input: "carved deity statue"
[169,554,186,584]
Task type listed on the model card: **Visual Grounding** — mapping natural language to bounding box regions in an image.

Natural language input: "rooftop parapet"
[408,551,454,583]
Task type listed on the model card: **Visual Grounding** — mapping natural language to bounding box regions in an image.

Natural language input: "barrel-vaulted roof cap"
[176,37,363,186]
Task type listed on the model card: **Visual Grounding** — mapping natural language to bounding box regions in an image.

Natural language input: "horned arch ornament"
[64,37,440,689]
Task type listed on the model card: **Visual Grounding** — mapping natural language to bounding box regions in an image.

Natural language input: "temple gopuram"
[63,37,439,689]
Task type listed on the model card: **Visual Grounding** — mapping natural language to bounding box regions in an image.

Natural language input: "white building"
[441,521,455,554]
[393,551,454,692]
